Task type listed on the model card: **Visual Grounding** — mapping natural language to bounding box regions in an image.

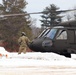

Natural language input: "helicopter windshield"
[46,28,57,39]
[38,26,64,39]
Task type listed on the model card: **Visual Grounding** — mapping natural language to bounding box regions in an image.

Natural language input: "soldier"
[18,32,30,54]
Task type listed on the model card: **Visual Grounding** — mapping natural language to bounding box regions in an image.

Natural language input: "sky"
[25,0,76,27]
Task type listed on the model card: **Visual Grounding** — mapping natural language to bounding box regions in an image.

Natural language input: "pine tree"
[40,4,62,28]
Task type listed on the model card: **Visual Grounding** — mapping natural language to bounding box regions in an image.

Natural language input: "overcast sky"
[26,0,76,27]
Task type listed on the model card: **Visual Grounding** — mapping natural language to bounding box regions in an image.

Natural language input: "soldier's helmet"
[21,32,26,36]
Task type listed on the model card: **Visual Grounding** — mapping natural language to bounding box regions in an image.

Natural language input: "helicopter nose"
[28,37,53,52]
[28,41,39,51]
[28,39,44,52]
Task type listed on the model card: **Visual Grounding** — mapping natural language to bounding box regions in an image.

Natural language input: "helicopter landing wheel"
[64,53,71,58]
[62,50,71,58]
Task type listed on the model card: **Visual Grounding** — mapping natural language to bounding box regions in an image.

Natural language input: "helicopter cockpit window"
[46,28,57,39]
[56,30,67,40]
[38,29,50,38]
[38,29,48,38]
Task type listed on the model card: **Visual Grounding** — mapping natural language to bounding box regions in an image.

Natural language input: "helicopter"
[0,9,76,58]
[29,20,76,58]
[27,9,76,58]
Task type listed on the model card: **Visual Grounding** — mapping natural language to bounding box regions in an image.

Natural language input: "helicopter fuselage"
[29,21,76,58]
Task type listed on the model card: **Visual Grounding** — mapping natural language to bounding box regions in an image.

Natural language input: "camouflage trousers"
[18,46,27,54]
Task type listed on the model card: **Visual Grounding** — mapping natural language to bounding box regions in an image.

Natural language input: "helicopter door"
[67,30,74,44]
[53,29,68,51]
[67,29,75,51]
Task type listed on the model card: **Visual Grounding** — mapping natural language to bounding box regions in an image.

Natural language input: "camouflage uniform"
[18,33,30,54]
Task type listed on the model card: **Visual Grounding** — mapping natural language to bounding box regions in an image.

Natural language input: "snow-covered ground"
[0,47,76,75]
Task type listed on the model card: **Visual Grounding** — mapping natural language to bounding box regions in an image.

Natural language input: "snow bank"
[0,47,8,54]
[0,47,9,58]
[25,52,68,61]
[0,47,76,67]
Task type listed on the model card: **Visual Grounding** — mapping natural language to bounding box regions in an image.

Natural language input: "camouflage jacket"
[18,35,30,47]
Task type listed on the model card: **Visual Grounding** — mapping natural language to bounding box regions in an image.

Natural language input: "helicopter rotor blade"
[0,12,43,17]
[0,9,76,17]
[58,9,76,13]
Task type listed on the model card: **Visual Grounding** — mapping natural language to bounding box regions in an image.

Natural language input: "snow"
[0,47,76,75]
[0,46,76,67]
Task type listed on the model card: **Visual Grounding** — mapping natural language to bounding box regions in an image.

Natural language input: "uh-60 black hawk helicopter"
[29,20,76,58]
[27,9,76,58]
[1,9,76,58]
